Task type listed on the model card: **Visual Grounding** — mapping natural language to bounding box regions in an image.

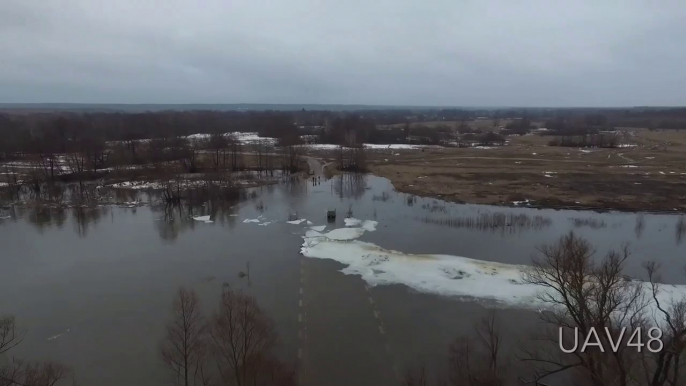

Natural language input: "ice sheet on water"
[300,223,686,315]
[243,218,260,223]
[344,218,362,227]
[321,228,365,241]
[344,217,377,231]
[192,215,213,223]
[287,219,307,225]
[309,225,326,232]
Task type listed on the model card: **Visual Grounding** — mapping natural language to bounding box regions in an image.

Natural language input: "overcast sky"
[2,0,686,106]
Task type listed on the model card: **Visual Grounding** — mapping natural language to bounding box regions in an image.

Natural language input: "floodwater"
[1,174,685,385]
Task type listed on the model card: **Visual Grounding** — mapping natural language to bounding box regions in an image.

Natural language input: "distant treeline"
[2,107,686,157]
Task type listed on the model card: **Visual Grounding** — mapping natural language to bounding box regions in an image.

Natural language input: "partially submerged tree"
[161,287,211,386]
[402,311,509,386]
[209,287,281,386]
[0,315,73,386]
[520,232,686,386]
[161,286,297,386]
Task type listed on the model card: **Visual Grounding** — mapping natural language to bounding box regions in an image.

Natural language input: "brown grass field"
[361,128,686,212]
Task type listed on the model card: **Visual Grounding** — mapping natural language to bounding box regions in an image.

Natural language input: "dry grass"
[364,130,686,212]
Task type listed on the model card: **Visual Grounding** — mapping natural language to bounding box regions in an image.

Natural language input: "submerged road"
[305,156,325,176]
[298,256,399,386]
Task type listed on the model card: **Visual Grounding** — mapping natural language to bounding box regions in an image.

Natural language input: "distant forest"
[2,106,686,158]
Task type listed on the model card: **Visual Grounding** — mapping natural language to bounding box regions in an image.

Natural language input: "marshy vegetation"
[418,212,552,233]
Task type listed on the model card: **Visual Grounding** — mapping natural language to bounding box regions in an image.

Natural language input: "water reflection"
[569,217,607,229]
[635,214,645,239]
[25,206,68,232]
[333,174,367,200]
[72,206,111,237]
[148,187,258,242]
[421,200,448,214]
[418,212,552,234]
[676,216,686,245]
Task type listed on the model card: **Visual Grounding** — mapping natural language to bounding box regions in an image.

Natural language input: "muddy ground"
[364,129,686,213]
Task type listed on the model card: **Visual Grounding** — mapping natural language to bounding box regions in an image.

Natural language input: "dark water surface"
[1,175,685,385]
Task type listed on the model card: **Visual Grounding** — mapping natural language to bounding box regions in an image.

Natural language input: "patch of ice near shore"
[192,215,213,223]
[344,218,378,231]
[301,227,686,312]
[287,219,307,225]
[243,218,260,223]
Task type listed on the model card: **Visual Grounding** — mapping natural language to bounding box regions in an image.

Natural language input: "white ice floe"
[258,221,273,226]
[243,218,260,223]
[301,230,540,306]
[307,221,313,225]
[344,218,362,227]
[321,227,366,241]
[309,225,326,232]
[344,217,378,231]
[300,226,686,313]
[287,219,307,225]
[543,174,553,178]
[192,215,213,223]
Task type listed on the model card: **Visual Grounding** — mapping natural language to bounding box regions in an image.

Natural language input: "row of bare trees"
[403,232,686,386]
[161,287,297,386]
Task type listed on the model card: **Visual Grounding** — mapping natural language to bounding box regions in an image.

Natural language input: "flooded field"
[1,174,685,385]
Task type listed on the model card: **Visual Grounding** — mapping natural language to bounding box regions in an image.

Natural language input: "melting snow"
[300,224,686,312]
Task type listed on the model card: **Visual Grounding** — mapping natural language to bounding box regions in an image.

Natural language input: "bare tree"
[0,316,72,386]
[643,262,686,386]
[161,287,210,386]
[402,312,508,386]
[0,316,24,356]
[208,287,295,386]
[207,133,228,172]
[519,232,686,386]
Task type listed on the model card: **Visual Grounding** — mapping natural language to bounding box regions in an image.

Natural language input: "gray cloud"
[1,0,686,106]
